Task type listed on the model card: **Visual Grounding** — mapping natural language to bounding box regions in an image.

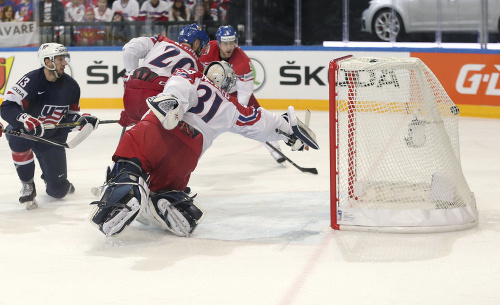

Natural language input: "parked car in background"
[361,0,500,42]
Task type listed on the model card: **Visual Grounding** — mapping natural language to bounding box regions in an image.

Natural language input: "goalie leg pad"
[143,191,205,237]
[89,158,150,237]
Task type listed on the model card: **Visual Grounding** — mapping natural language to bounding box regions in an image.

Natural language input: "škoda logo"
[0,56,15,95]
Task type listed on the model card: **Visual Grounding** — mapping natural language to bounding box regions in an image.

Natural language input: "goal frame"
[329,55,477,233]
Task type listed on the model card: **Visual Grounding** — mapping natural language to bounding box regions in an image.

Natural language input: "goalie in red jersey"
[199,25,286,165]
[89,61,319,238]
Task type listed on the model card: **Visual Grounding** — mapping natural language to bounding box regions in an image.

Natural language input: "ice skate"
[91,185,103,197]
[19,181,37,210]
[68,183,75,194]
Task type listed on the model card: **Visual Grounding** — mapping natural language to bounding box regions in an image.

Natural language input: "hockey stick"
[265,141,318,175]
[0,124,94,149]
[45,119,119,130]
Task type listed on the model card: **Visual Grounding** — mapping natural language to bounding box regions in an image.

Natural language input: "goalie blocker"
[281,106,319,151]
[89,158,204,237]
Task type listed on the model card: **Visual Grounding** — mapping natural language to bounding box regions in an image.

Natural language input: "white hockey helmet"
[38,43,70,70]
[203,61,236,92]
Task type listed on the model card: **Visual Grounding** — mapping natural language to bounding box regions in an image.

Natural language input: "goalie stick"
[266,142,318,174]
[268,108,318,174]
[0,124,94,149]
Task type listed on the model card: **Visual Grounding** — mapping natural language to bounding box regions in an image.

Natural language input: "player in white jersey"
[118,23,209,126]
[111,0,140,21]
[90,61,319,237]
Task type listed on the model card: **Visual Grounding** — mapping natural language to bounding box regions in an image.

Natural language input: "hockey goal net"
[329,56,477,233]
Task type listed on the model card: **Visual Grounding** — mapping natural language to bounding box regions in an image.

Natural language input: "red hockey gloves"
[17,113,45,137]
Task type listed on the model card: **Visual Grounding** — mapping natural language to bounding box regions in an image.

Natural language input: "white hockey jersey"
[122,36,204,76]
[111,0,140,21]
[162,69,290,155]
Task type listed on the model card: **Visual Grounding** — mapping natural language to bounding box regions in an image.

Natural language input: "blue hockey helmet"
[216,25,237,43]
[178,24,209,53]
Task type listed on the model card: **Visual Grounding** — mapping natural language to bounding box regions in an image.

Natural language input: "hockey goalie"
[90,61,319,237]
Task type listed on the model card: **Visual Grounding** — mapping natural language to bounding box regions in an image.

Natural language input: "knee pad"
[45,179,71,199]
[142,191,205,237]
[89,158,150,237]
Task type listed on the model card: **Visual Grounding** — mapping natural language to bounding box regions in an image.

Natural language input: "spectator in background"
[74,7,106,46]
[40,0,65,23]
[94,0,112,21]
[208,0,229,21]
[167,0,193,11]
[192,3,211,24]
[64,0,84,22]
[169,0,190,22]
[39,0,65,41]
[110,10,130,45]
[0,0,15,20]
[83,0,98,9]
[138,0,169,22]
[14,0,33,21]
[1,4,17,21]
[111,0,139,21]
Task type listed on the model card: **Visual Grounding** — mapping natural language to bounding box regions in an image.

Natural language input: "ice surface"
[0,110,499,305]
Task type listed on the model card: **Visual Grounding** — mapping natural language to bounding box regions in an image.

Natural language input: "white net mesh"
[333,57,477,232]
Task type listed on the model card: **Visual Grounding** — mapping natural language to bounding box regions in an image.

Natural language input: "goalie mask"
[203,61,236,92]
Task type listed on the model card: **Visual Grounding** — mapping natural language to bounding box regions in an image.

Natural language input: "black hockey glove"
[77,113,100,130]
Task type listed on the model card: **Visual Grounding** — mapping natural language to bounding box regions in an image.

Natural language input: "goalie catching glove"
[280,106,319,151]
[147,93,181,130]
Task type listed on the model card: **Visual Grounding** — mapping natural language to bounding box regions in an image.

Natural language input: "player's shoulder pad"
[172,68,201,84]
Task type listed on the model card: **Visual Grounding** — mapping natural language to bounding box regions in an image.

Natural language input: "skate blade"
[91,186,103,197]
[25,199,38,210]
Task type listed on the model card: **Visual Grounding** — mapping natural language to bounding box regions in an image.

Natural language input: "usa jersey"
[162,69,289,155]
[0,67,81,138]
[123,36,204,76]
[199,40,254,105]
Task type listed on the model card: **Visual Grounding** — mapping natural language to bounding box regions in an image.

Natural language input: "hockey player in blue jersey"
[0,43,99,210]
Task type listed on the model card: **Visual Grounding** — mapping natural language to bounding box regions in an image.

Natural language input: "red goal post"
[329,55,477,233]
